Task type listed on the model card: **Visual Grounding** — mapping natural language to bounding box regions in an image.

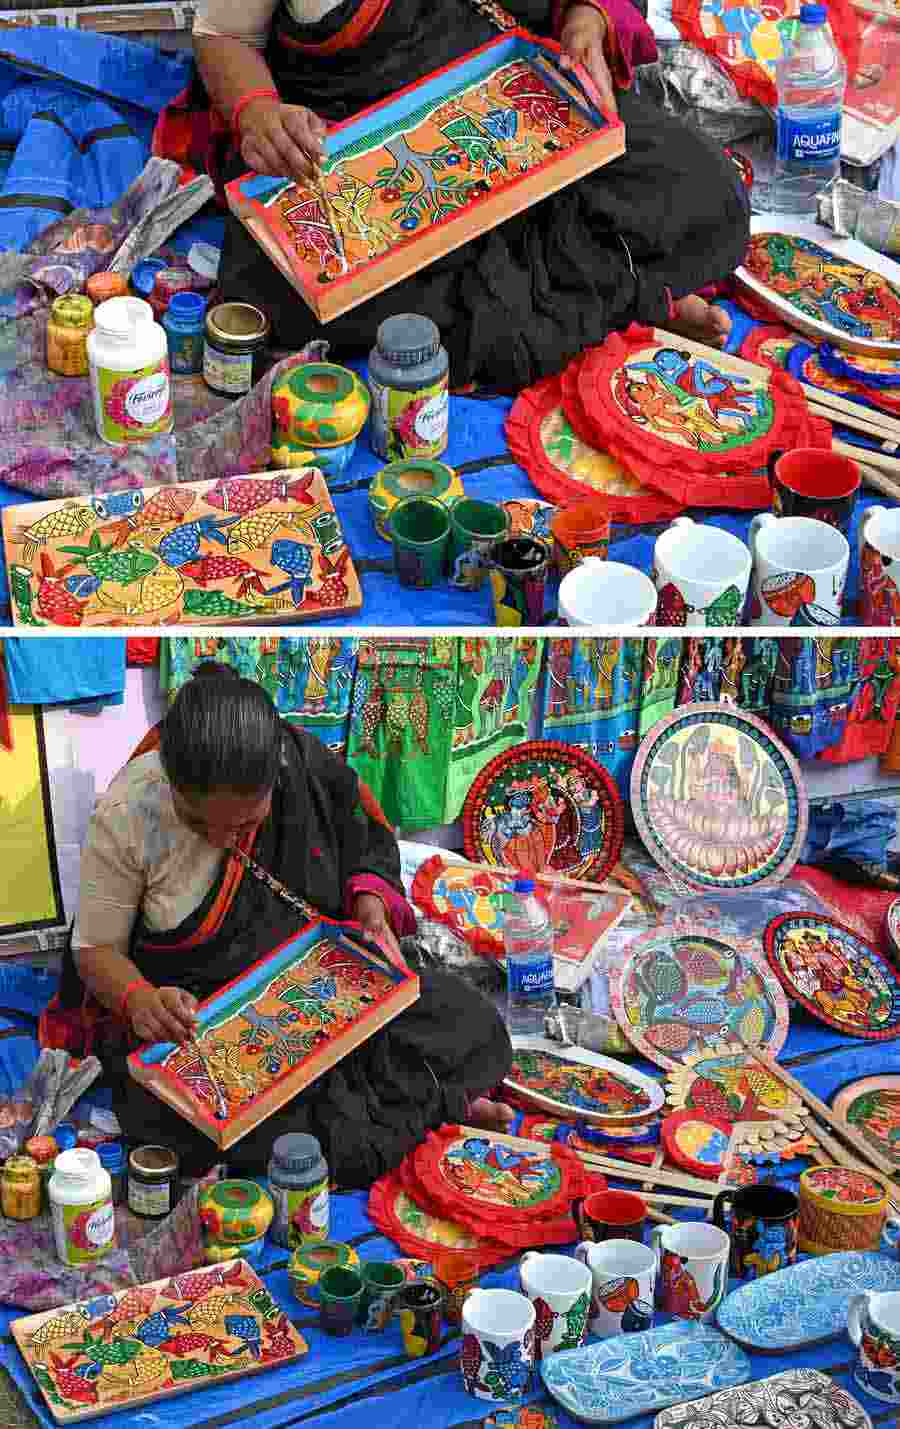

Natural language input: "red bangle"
[232,87,280,135]
[664,286,677,321]
[119,978,150,1022]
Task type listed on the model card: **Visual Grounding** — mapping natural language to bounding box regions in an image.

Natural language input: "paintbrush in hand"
[188,1036,230,1121]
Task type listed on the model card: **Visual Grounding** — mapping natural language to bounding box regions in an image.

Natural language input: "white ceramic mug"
[460,1287,535,1402]
[651,1222,730,1323]
[574,1237,657,1338]
[749,513,849,627]
[519,1252,592,1359]
[849,1289,900,1404]
[653,517,751,626]
[859,506,900,626]
[558,558,658,627]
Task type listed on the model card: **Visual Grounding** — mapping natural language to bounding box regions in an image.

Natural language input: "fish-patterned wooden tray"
[1,470,361,628]
[11,1260,307,1423]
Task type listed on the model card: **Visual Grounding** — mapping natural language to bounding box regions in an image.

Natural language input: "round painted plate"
[463,740,624,884]
[610,917,789,1071]
[738,325,803,372]
[503,1036,665,1126]
[631,703,808,892]
[368,1171,508,1267]
[832,1076,900,1169]
[787,342,900,418]
[885,898,900,963]
[819,343,900,390]
[765,912,900,1041]
[661,1109,734,1179]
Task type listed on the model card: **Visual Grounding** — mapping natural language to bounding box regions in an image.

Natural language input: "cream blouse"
[193,0,340,49]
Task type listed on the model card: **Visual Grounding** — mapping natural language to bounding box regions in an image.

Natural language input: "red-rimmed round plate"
[765,912,900,1041]
[738,325,803,372]
[819,344,900,391]
[661,1109,734,1179]
[368,1170,509,1267]
[462,740,624,884]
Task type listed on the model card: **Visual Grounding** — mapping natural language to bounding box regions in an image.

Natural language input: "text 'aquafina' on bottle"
[504,877,557,1038]
[771,2,846,215]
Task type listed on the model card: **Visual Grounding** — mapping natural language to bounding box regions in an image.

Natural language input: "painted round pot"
[271,436,357,480]
[204,1233,266,1266]
[198,1179,274,1245]
[798,1164,900,1256]
[289,1241,361,1307]
[369,458,464,541]
[272,362,370,448]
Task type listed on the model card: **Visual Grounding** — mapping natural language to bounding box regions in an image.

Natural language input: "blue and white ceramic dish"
[540,1320,751,1424]
[716,1251,900,1353]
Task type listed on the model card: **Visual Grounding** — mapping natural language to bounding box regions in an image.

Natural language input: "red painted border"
[737,324,802,372]
[411,855,507,960]
[661,1109,734,1180]
[367,1168,510,1266]
[764,910,900,1042]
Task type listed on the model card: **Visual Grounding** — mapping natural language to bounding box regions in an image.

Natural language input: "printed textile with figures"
[540,638,647,799]
[160,637,359,754]
[444,637,544,825]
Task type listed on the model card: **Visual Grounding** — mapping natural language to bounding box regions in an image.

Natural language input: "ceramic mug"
[849,1289,900,1404]
[749,513,849,626]
[519,1251,592,1358]
[653,517,751,626]
[388,495,451,589]
[652,1222,730,1323]
[318,1265,364,1336]
[460,1287,535,1402]
[574,1237,657,1338]
[433,1249,481,1326]
[558,558,658,627]
[550,499,611,577]
[573,1189,647,1244]
[712,1184,799,1279]
[358,1260,407,1331]
[448,498,510,591]
[770,448,859,535]
[395,1277,445,1357]
[859,506,900,626]
[487,535,551,626]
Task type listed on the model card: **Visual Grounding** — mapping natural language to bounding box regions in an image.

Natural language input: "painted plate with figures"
[765,912,900,1040]
[503,1037,665,1126]
[832,1076,900,1169]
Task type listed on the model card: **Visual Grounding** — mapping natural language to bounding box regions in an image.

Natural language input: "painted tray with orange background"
[609,914,790,1072]
[503,1036,665,1126]
[573,326,828,508]
[832,1075,900,1170]
[764,912,900,1040]
[462,740,624,884]
[2,470,361,628]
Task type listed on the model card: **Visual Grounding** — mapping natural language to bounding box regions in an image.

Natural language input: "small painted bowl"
[198,1179,274,1246]
[369,458,464,541]
[272,362,370,448]
[289,1241,361,1307]
[798,1164,897,1255]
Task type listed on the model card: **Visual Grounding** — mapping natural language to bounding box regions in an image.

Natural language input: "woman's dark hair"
[159,664,282,795]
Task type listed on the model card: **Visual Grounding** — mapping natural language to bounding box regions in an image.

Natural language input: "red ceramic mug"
[769,449,860,536]
[573,1189,648,1244]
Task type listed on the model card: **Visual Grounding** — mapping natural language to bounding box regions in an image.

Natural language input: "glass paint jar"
[87,296,173,445]
[148,266,194,320]
[2,1155,41,1220]
[203,301,270,398]
[268,1133,329,1249]
[128,1144,179,1219]
[163,291,207,376]
[24,1135,59,1211]
[86,272,128,306]
[46,294,94,377]
[367,313,448,462]
[49,1149,115,1265]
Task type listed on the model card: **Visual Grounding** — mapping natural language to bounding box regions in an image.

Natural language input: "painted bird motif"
[105,487,196,546]
[35,555,85,626]
[157,516,240,568]
[58,531,159,586]
[226,508,319,555]
[13,503,94,561]
[132,1305,192,1347]
[179,555,267,598]
[266,538,315,606]
[206,472,317,516]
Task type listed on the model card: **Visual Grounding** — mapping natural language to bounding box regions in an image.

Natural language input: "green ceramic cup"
[359,1260,407,1330]
[448,499,510,591]
[319,1265,364,1336]
[388,496,451,589]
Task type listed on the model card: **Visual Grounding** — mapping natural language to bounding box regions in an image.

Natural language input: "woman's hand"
[352,892,405,969]
[129,984,199,1045]
[238,96,327,184]
[559,3,619,117]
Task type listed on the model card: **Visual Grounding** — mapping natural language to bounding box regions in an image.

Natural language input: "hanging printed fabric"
[347,638,456,831]
[817,637,900,765]
[637,637,682,737]
[161,636,280,694]
[539,637,644,797]
[766,637,851,761]
[739,637,780,716]
[444,636,544,824]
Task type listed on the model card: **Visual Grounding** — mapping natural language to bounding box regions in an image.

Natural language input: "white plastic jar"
[87,295,173,445]
[49,1148,116,1266]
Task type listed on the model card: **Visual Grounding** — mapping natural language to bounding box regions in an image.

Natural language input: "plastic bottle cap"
[54,1148,101,1179]
[376,313,440,367]
[54,1123,77,1151]
[131,258,168,297]
[272,1133,324,1173]
[512,877,535,893]
[168,291,207,321]
[799,4,827,20]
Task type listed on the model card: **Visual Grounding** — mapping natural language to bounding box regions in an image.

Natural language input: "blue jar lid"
[132,258,168,297]
[97,1141,125,1173]
[168,291,206,322]
[55,1123,77,1151]
[800,4,827,20]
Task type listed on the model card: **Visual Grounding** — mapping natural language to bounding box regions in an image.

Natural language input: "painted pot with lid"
[198,1178,274,1246]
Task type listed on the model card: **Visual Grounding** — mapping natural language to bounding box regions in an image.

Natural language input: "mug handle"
[848,1293,869,1348]
[859,505,886,553]
[572,1198,588,1242]
[650,1225,664,1255]
[712,1190,733,1231]
[883,1216,900,1248]
[748,512,777,553]
[574,1241,592,1267]
[766,447,784,484]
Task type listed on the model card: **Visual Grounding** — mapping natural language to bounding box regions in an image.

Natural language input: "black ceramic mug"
[713,1183,800,1280]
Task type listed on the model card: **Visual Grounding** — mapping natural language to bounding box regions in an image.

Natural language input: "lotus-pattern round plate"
[503,1037,665,1126]
[610,915,789,1071]
[631,703,807,891]
[832,1076,900,1170]
[765,912,900,1040]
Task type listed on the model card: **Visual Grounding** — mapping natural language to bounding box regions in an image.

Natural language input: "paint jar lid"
[131,257,168,297]
[54,1122,77,1151]
[271,1133,325,1175]
[129,1144,179,1180]
[168,291,207,322]
[375,314,440,367]
[50,294,94,329]
[98,1141,126,1173]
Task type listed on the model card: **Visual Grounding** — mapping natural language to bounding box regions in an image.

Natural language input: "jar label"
[129,1179,172,1218]
[93,358,173,443]
[776,111,841,165]
[368,376,449,461]
[272,1181,329,1249]
[169,334,202,375]
[52,1195,116,1264]
[204,343,254,395]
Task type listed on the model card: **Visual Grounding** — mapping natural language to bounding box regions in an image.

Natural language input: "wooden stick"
[640,1189,717,1209]
[808,402,900,451]
[833,438,900,481]
[851,455,900,504]
[574,1150,717,1196]
[451,852,639,903]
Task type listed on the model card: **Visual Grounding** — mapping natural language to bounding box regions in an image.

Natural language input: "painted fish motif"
[36,556,85,627]
[90,491,144,521]
[157,516,240,568]
[158,1332,232,1359]
[166,1262,247,1302]
[47,1352,99,1405]
[225,508,319,554]
[107,487,196,546]
[64,573,102,599]
[95,565,184,618]
[13,503,94,561]
[58,531,159,585]
[133,1305,192,1347]
[267,538,314,605]
[96,1288,157,1329]
[180,555,266,597]
[99,1345,170,1389]
[9,563,44,625]
[27,1311,89,1353]
[206,472,317,517]
[187,1293,245,1327]
[181,589,259,619]
[224,1314,262,1358]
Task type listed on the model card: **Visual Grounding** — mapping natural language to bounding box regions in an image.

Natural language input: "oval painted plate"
[764,912,900,1041]
[462,740,624,884]
[716,1251,900,1352]
[832,1076,900,1169]
[631,703,807,892]
[503,1036,665,1126]
[610,916,789,1071]
[661,1109,734,1179]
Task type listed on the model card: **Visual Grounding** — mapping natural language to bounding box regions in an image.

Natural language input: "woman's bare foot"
[667,294,732,349]
[468,1096,516,1132]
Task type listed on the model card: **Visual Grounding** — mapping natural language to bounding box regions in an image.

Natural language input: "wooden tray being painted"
[654,1368,873,1429]
[504,1036,665,1126]
[226,31,624,325]
[11,1261,307,1423]
[1,470,361,628]
[736,218,900,359]
[128,918,419,1149]
[630,703,807,893]
[765,912,900,1040]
